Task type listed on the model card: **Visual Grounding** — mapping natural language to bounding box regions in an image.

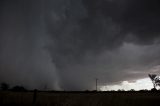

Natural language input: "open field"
[0,91,160,106]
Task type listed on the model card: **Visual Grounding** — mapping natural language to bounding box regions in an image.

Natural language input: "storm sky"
[0,0,160,90]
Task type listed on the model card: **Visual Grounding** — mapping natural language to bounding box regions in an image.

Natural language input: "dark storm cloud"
[1,0,160,90]
[82,0,160,44]
[116,0,160,44]
[46,0,123,66]
[47,0,160,66]
[0,0,59,90]
[46,0,160,90]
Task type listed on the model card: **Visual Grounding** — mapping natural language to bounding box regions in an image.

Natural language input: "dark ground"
[0,91,160,106]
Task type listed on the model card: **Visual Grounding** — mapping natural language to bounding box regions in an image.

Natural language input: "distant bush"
[84,90,90,92]
[0,82,9,91]
[92,90,98,92]
[139,89,148,92]
[129,89,135,91]
[11,85,27,92]
[151,88,157,92]
[117,89,125,91]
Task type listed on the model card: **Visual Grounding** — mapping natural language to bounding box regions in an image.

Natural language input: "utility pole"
[96,78,98,91]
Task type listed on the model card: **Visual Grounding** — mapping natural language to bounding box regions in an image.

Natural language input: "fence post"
[33,89,37,105]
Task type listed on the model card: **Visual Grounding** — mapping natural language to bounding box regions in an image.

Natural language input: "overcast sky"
[0,0,160,90]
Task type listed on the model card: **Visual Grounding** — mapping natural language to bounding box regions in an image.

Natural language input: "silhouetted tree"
[130,89,135,91]
[151,88,157,92]
[11,85,27,91]
[139,89,148,92]
[118,89,125,91]
[148,74,160,89]
[84,90,90,92]
[0,83,9,91]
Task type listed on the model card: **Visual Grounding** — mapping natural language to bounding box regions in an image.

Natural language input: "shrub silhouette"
[118,89,125,91]
[151,88,157,92]
[0,82,9,91]
[129,89,135,91]
[11,85,27,91]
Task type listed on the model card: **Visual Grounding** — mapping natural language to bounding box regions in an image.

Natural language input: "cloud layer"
[0,0,160,90]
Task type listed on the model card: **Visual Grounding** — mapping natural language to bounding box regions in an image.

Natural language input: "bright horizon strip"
[100,78,154,91]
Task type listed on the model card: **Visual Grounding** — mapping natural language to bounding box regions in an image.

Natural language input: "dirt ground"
[0,91,160,106]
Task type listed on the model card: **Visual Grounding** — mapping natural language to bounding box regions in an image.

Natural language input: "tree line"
[0,82,159,92]
[0,82,27,91]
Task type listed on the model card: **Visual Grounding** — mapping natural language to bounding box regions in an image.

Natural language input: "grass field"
[0,91,160,106]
